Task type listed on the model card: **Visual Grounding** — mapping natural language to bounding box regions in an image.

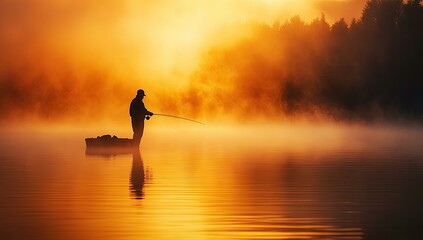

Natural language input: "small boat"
[85,135,135,148]
[85,135,137,156]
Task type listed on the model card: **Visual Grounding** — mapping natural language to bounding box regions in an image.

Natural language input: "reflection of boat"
[85,135,137,156]
[85,146,136,156]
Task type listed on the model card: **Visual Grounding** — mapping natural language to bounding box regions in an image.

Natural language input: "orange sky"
[0,0,367,124]
[0,0,366,82]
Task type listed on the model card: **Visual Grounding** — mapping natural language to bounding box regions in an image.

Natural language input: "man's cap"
[137,89,146,96]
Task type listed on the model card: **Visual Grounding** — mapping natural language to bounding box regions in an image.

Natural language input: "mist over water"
[0,124,423,239]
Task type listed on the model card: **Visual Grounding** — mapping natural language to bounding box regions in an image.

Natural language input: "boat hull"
[85,135,136,148]
[85,135,137,156]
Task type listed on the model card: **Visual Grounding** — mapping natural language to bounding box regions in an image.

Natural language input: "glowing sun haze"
[109,0,320,81]
[0,0,363,79]
[0,0,365,124]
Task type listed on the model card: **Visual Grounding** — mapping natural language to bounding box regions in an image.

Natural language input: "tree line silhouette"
[184,0,423,121]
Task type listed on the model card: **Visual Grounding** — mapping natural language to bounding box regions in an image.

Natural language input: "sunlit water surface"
[0,125,422,240]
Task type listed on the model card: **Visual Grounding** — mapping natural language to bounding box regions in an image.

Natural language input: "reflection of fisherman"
[130,89,153,146]
[130,149,145,199]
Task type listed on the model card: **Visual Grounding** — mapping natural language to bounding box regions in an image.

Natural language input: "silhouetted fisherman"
[130,89,153,146]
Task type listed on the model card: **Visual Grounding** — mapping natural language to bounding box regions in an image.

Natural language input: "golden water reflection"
[0,125,422,239]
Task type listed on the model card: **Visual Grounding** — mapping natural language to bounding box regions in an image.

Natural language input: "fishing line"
[152,113,204,125]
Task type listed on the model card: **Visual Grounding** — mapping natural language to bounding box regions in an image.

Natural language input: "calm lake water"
[0,125,422,240]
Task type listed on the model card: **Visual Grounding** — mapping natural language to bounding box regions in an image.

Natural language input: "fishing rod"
[149,113,204,125]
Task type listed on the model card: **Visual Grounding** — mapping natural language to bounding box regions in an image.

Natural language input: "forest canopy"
[180,0,423,121]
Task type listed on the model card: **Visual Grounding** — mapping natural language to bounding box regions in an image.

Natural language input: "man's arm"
[142,103,153,116]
